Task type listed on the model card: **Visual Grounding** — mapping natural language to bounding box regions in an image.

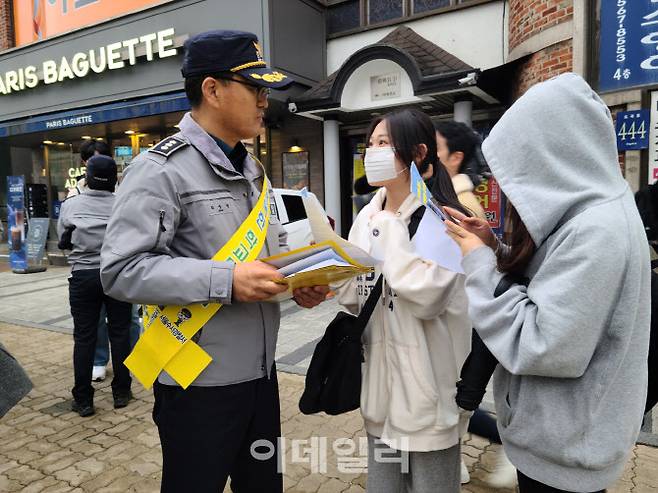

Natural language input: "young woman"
[445,73,650,492]
[434,120,487,221]
[336,108,472,492]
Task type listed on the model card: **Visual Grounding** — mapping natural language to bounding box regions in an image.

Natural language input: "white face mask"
[364,146,407,184]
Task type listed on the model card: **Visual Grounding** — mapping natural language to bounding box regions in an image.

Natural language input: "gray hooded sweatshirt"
[462,73,650,490]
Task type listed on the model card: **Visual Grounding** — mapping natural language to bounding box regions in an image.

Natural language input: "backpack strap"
[355,205,426,329]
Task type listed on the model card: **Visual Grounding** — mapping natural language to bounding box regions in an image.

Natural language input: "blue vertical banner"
[600,1,658,92]
[7,176,28,272]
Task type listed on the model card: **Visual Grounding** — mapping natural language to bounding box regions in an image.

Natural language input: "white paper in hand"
[411,210,464,274]
[300,188,376,266]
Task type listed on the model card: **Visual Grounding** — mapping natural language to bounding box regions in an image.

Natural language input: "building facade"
[293,0,587,235]
[1,0,653,250]
[0,0,325,254]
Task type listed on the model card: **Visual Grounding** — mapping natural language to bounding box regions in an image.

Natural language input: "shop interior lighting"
[287,140,305,153]
[42,140,53,145]
[95,138,104,141]
[125,130,136,135]
[81,136,92,140]
[57,142,66,146]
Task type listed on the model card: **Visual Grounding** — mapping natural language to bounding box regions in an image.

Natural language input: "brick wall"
[512,40,573,98]
[509,0,573,52]
[0,0,14,51]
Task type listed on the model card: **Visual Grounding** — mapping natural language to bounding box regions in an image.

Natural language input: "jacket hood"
[481,73,627,246]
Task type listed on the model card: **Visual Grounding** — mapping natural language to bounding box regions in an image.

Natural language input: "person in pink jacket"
[336,108,472,493]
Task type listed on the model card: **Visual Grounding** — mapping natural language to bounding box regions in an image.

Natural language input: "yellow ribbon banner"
[125,174,271,389]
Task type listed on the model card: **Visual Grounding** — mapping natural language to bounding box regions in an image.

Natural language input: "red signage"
[14,0,167,47]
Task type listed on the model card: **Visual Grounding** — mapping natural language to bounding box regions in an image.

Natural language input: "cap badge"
[253,41,264,62]
[250,71,287,83]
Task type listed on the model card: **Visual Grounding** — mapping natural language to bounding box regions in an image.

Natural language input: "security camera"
[288,102,298,113]
[458,72,477,86]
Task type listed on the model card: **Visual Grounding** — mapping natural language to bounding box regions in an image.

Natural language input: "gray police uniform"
[58,190,115,270]
[100,112,288,387]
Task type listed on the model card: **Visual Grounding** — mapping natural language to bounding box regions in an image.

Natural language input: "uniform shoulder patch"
[149,136,188,157]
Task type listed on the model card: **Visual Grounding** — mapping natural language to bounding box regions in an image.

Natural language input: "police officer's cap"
[181,30,294,89]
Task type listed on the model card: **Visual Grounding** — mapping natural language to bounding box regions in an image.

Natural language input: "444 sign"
[616,110,649,151]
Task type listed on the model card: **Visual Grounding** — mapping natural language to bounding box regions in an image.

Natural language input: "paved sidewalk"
[0,266,338,376]
[0,321,656,492]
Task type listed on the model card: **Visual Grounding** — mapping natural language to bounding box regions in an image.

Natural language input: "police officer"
[58,155,133,417]
[100,30,328,492]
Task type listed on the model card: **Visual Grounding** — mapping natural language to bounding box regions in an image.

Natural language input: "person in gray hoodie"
[443,73,650,492]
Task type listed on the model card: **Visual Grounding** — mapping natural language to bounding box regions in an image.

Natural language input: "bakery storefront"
[0,0,325,254]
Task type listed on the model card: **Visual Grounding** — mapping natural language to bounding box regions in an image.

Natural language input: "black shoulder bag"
[299,206,425,415]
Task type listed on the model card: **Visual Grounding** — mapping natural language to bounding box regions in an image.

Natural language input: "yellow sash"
[125,173,271,389]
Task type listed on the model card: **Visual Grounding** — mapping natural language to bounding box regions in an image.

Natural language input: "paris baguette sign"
[0,28,183,96]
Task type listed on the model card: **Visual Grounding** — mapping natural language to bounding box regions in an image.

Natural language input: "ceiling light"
[125,130,136,135]
[57,142,66,146]
[81,135,92,140]
[287,140,305,153]
[95,138,104,141]
[42,140,53,144]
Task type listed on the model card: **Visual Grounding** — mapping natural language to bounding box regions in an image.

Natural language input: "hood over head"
[482,73,627,246]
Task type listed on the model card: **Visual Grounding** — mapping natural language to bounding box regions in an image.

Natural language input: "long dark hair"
[365,108,470,216]
[497,203,536,276]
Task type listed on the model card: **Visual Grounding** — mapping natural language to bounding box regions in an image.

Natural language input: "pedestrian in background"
[336,108,472,493]
[66,139,141,383]
[101,30,328,493]
[445,73,650,492]
[58,155,132,417]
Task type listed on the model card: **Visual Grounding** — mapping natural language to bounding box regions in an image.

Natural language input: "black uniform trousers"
[68,268,132,404]
[153,366,282,493]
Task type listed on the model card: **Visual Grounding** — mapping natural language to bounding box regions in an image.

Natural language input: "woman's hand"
[445,219,487,257]
[443,207,497,250]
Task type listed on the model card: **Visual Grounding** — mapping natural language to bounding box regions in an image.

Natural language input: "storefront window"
[47,145,75,203]
[368,0,404,24]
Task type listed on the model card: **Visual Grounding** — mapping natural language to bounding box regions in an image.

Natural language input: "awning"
[0,91,191,138]
[293,26,501,121]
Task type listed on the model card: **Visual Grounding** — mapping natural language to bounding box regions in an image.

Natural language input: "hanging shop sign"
[474,177,505,239]
[616,110,650,151]
[600,1,658,92]
[0,27,178,96]
[648,92,658,184]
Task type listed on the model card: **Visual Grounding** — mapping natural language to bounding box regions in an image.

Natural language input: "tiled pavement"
[0,266,656,492]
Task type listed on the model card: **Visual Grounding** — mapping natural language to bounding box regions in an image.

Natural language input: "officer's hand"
[232,261,288,303]
[293,286,331,309]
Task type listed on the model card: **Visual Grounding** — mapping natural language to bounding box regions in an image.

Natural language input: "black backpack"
[299,207,425,415]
